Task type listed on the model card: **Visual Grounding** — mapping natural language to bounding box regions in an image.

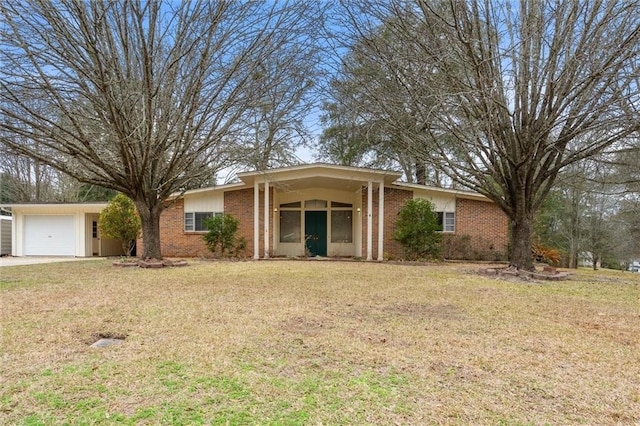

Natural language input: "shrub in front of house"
[442,234,472,260]
[393,198,442,260]
[98,194,141,257]
[202,213,246,257]
[443,234,507,261]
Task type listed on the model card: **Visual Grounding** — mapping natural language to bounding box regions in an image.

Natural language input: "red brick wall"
[453,198,509,257]
[361,186,413,258]
[224,187,273,258]
[140,198,212,258]
[224,189,254,257]
[224,188,268,258]
[139,188,273,259]
[361,189,509,260]
[144,186,508,260]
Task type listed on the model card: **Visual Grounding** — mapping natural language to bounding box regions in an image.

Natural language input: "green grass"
[1,260,638,425]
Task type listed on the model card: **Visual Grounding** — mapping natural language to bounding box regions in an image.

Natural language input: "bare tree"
[616,197,640,264]
[236,42,322,171]
[602,138,640,194]
[0,143,62,202]
[0,0,320,259]
[317,20,449,185]
[339,0,640,270]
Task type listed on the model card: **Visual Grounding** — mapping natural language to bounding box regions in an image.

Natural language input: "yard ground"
[1,260,638,425]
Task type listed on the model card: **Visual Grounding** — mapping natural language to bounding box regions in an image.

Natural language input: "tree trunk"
[572,252,579,269]
[416,161,426,185]
[134,200,163,260]
[510,213,534,271]
[568,240,578,269]
[121,240,135,258]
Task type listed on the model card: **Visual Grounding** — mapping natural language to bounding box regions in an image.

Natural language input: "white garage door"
[24,215,75,256]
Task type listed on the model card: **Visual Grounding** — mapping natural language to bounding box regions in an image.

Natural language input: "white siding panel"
[412,189,456,212]
[24,215,75,256]
[184,192,224,213]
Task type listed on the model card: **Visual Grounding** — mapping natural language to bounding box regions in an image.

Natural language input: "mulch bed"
[112,258,188,268]
[482,265,571,281]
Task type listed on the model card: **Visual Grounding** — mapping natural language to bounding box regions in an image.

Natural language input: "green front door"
[305,211,327,257]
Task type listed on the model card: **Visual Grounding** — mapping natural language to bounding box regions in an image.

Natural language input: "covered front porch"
[236,164,402,260]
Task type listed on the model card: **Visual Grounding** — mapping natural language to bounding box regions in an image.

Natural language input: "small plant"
[304,234,313,257]
[98,194,141,257]
[393,198,442,260]
[383,252,396,261]
[442,234,472,260]
[532,244,561,265]
[233,236,248,257]
[202,214,244,257]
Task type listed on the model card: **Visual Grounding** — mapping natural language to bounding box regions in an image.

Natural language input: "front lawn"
[1,260,638,425]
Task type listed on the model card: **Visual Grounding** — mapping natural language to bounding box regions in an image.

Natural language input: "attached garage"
[1,203,125,258]
[24,215,76,256]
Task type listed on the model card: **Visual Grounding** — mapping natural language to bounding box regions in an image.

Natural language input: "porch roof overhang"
[177,163,492,201]
[236,163,402,191]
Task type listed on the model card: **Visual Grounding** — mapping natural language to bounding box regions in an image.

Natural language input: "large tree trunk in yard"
[568,240,579,269]
[510,213,535,271]
[0,2,321,245]
[416,162,426,185]
[135,201,164,260]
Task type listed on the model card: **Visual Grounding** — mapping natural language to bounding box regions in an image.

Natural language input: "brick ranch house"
[143,163,509,260]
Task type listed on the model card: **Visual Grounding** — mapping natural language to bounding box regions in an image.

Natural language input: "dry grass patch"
[1,260,638,425]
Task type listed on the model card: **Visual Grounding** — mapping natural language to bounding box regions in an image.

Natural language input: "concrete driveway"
[0,256,102,267]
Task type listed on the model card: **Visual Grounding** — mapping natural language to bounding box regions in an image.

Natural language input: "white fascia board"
[391,182,490,201]
[237,163,402,186]
[169,182,246,199]
[3,203,109,215]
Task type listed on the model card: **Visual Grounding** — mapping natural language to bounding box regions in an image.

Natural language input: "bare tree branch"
[0,0,320,258]
[332,0,640,269]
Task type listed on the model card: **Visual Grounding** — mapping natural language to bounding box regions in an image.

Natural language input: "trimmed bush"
[98,194,141,257]
[393,198,442,260]
[443,234,507,261]
[202,214,245,257]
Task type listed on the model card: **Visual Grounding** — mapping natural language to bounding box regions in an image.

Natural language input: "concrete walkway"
[0,256,103,267]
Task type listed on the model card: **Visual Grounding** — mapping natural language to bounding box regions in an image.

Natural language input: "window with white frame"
[436,212,455,232]
[331,211,353,243]
[279,202,302,243]
[184,212,223,232]
[330,201,353,243]
[279,210,301,243]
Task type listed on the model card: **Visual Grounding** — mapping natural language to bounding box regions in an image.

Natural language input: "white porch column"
[11,214,18,256]
[367,181,373,261]
[253,181,260,259]
[264,180,270,259]
[377,180,384,261]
